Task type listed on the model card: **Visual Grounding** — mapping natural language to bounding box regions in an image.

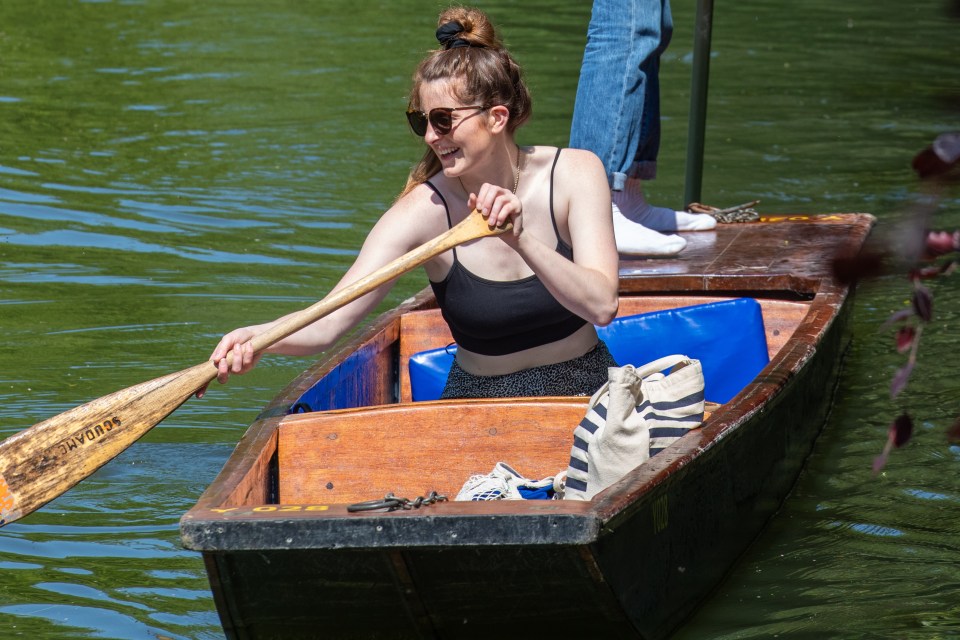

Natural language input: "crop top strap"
[424,180,458,260]
[549,148,566,248]
[428,149,565,257]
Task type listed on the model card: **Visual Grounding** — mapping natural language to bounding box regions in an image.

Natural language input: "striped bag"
[563,355,705,501]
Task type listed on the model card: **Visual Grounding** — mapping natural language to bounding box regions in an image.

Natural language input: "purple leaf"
[947,416,960,444]
[874,414,914,474]
[912,132,960,179]
[911,284,933,322]
[891,413,914,448]
[872,452,889,474]
[911,265,944,280]
[881,308,915,330]
[895,326,916,353]
[890,362,914,398]
[933,132,960,165]
[924,230,960,258]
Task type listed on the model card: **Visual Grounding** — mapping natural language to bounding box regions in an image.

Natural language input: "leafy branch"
[871,132,960,472]
[831,132,960,471]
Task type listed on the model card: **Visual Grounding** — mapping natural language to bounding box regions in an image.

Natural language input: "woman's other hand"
[468,184,523,239]
[195,327,263,398]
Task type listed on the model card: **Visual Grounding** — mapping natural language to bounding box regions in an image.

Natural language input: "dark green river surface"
[1,1,958,637]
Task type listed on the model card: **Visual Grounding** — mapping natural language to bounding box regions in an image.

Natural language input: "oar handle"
[246,210,509,354]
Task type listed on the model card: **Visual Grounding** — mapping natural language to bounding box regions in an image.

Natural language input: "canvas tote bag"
[564,355,705,500]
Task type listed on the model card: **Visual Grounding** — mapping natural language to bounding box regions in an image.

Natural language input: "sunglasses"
[405,105,488,137]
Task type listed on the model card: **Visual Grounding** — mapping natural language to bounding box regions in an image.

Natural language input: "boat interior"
[264,294,814,506]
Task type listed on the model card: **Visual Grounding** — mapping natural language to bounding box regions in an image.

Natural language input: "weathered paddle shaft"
[0,211,508,527]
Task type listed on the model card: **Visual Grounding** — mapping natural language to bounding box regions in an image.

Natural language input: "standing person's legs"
[616,0,715,233]
[622,0,671,189]
[570,0,713,256]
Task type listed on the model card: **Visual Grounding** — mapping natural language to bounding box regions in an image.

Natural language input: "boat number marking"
[208,505,330,514]
[652,495,668,534]
[57,417,122,456]
[759,214,845,223]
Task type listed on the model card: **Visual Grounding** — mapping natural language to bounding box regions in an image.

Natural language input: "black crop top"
[428,149,588,356]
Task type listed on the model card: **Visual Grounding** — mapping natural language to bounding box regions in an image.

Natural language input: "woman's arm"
[207,187,444,384]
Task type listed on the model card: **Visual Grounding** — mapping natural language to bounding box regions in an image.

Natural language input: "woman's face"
[418,79,493,177]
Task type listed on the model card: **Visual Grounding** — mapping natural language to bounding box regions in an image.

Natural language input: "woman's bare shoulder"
[377,180,453,243]
[523,145,603,173]
[557,147,604,172]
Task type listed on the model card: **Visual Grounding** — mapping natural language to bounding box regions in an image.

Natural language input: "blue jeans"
[569,0,673,191]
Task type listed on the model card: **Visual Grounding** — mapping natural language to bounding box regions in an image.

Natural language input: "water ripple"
[2,229,309,265]
[1,201,179,233]
[0,604,193,640]
[0,164,38,177]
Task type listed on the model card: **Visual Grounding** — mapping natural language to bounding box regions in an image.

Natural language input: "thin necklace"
[459,144,522,197]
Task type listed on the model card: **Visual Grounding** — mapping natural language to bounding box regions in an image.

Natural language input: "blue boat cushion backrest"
[408,298,769,405]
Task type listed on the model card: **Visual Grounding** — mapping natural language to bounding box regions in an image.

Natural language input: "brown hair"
[399,6,532,198]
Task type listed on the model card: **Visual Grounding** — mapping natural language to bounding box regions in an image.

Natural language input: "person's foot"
[614,180,717,232]
[612,202,687,256]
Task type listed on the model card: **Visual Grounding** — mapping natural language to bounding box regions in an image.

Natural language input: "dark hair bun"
[436,7,499,49]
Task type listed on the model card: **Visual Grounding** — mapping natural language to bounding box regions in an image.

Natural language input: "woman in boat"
[205,6,620,399]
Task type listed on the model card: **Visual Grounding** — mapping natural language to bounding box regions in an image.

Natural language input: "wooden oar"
[0,210,508,527]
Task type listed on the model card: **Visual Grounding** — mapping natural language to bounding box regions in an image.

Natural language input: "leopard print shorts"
[439,341,618,400]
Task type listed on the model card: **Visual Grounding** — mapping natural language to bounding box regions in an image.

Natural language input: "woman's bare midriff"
[453,323,601,376]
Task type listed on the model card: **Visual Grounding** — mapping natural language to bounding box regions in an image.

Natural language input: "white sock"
[611,202,687,256]
[614,180,717,232]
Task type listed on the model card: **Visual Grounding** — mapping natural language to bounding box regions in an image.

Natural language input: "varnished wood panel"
[277,399,589,504]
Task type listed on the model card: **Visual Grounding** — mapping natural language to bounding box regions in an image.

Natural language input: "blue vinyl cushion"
[409,298,769,404]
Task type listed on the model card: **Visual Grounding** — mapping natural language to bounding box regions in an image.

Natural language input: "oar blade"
[0,361,216,526]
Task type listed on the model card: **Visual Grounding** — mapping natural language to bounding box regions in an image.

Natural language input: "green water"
[1,1,958,637]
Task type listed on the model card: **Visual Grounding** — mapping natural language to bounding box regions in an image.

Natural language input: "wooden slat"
[398,310,451,403]
[277,399,589,504]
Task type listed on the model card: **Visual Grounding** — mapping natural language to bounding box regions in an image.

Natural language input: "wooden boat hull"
[181,214,874,639]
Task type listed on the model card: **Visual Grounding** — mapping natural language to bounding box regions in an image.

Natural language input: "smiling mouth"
[437,146,461,158]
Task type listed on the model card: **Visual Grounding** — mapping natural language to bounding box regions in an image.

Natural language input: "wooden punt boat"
[180,213,874,639]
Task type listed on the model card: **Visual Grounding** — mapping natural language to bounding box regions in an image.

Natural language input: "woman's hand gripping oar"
[0,211,508,527]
